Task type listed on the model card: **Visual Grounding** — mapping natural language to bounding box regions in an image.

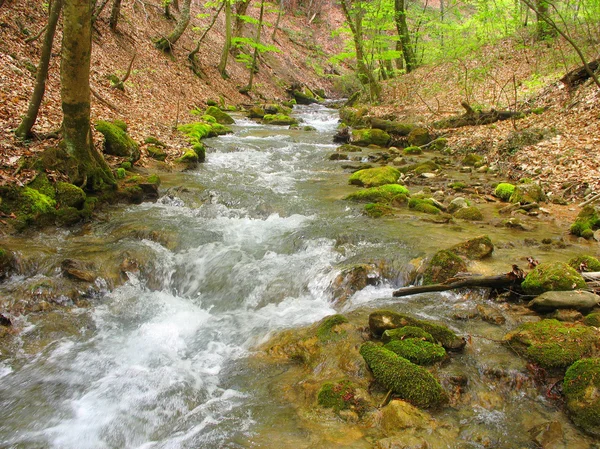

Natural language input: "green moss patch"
[147,145,167,161]
[382,326,435,344]
[316,314,348,343]
[570,206,600,239]
[384,338,446,365]
[584,313,600,327]
[21,187,56,215]
[408,198,441,215]
[509,182,546,204]
[568,255,600,272]
[462,153,484,167]
[204,106,235,125]
[423,250,466,285]
[95,120,140,162]
[453,206,483,221]
[350,128,391,147]
[56,182,86,209]
[521,262,586,295]
[317,380,358,412]
[403,146,422,155]
[494,183,515,201]
[262,114,298,126]
[563,358,600,437]
[407,128,431,147]
[398,160,440,175]
[360,342,446,408]
[345,184,409,204]
[349,166,401,188]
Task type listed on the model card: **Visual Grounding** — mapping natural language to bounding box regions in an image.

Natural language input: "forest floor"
[0,0,599,203]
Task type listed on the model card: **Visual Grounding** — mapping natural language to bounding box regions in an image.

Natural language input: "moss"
[509,182,546,204]
[339,107,369,128]
[568,255,600,272]
[449,182,467,191]
[176,150,199,164]
[351,128,391,147]
[56,182,86,209]
[317,380,358,412]
[407,128,431,147]
[382,326,436,344]
[205,106,235,125]
[121,162,132,170]
[384,339,447,365]
[206,99,218,107]
[95,120,140,161]
[336,144,362,153]
[262,114,298,126]
[28,174,56,199]
[584,313,600,327]
[398,160,440,175]
[408,198,441,215]
[403,146,422,155]
[345,184,409,204]
[349,166,401,188]
[359,342,446,408]
[504,319,598,370]
[430,137,447,151]
[454,206,483,221]
[521,262,586,295]
[147,174,161,186]
[563,358,600,437]
[264,104,292,115]
[112,119,128,131]
[147,145,167,161]
[570,206,600,239]
[144,136,166,147]
[116,168,126,179]
[364,203,394,218]
[21,187,56,215]
[494,183,516,201]
[248,106,265,119]
[450,235,494,260]
[423,250,466,285]
[192,143,206,163]
[462,153,484,167]
[317,314,348,342]
[54,206,82,226]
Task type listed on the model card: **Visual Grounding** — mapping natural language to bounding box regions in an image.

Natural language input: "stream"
[0,105,597,448]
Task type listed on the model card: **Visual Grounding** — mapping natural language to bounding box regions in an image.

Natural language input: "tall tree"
[218,0,233,78]
[394,0,417,72]
[61,0,115,189]
[339,0,381,100]
[154,0,192,51]
[15,0,64,139]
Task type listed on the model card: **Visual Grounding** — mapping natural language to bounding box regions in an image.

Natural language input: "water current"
[0,105,596,448]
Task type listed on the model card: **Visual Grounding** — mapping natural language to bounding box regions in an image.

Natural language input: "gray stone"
[528,290,600,311]
[447,197,469,214]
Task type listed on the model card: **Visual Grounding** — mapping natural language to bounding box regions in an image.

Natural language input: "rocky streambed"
[0,103,599,448]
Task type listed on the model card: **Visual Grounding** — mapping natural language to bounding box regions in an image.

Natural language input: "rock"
[147,145,167,161]
[175,149,199,167]
[0,313,12,327]
[248,106,265,119]
[407,127,431,147]
[291,89,318,105]
[563,358,600,437]
[345,184,409,204]
[370,118,415,136]
[317,379,360,412]
[360,342,447,408]
[55,182,86,209]
[548,309,583,322]
[584,312,600,327]
[382,326,435,344]
[95,120,140,162]
[398,160,440,175]
[262,114,298,126]
[204,106,235,124]
[0,246,15,280]
[351,128,391,147]
[61,259,96,283]
[375,436,429,449]
[529,421,565,449]
[447,197,469,214]
[349,166,401,187]
[528,290,599,311]
[476,303,506,325]
[339,106,369,128]
[316,314,349,343]
[521,262,587,295]
[380,400,431,432]
[329,264,382,303]
[570,205,600,239]
[430,137,447,151]
[462,153,484,167]
[368,310,466,351]
[403,146,422,155]
[568,255,600,272]
[408,198,442,215]
[329,153,348,161]
[503,319,600,370]
[494,183,516,201]
[453,206,483,221]
[384,338,446,365]
[337,143,362,153]
[364,203,394,218]
[422,250,467,285]
[450,235,494,260]
[509,182,546,204]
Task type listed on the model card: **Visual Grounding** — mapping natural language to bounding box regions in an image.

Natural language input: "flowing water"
[0,105,597,448]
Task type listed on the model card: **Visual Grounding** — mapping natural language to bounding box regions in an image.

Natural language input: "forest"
[0,0,600,448]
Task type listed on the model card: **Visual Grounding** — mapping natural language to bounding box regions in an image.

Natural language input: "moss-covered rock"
[503,319,599,370]
[584,313,600,327]
[339,106,369,128]
[408,198,441,215]
[449,235,494,260]
[430,137,448,151]
[336,144,363,153]
[116,168,126,179]
[384,339,446,366]
[248,106,265,119]
[364,203,394,218]
[175,150,199,168]
[144,136,166,147]
[407,128,431,147]
[403,146,423,155]
[345,184,409,204]
[449,181,467,191]
[360,342,446,408]
[21,187,56,215]
[0,246,14,279]
[369,310,466,351]
[423,250,466,285]
[351,128,391,147]
[382,326,436,344]
[453,206,483,221]
[570,206,600,239]
[349,166,400,187]
[370,118,415,136]
[205,106,235,125]
[316,314,348,343]
[398,160,440,175]
[563,358,600,437]
[55,182,86,209]
[317,380,359,412]
[568,255,600,272]
[462,153,484,167]
[521,262,586,295]
[147,145,167,161]
[28,173,56,199]
[509,182,546,204]
[494,183,516,201]
[262,114,298,126]
[95,120,140,162]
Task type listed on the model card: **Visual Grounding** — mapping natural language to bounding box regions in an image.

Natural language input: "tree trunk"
[271,0,283,41]
[109,0,122,30]
[535,0,555,39]
[61,0,115,189]
[155,0,191,51]
[15,0,63,139]
[234,0,250,39]
[243,0,264,91]
[339,0,380,100]
[394,0,417,72]
[218,0,232,79]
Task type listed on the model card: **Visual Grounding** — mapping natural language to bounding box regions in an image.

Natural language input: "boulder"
[568,255,600,272]
[382,326,435,344]
[570,205,600,239]
[147,145,167,161]
[476,303,506,325]
[407,127,431,147]
[329,263,382,304]
[55,182,86,209]
[380,400,431,433]
[453,206,483,221]
[95,120,140,161]
[494,183,515,201]
[584,312,600,327]
[408,198,442,215]
[349,166,401,187]
[262,114,298,126]
[351,128,391,147]
[528,290,600,311]
[462,153,484,167]
[204,106,235,125]
[563,358,600,437]
[359,342,447,408]
[423,250,467,285]
[450,235,494,260]
[345,184,409,204]
[447,197,469,214]
[384,338,446,365]
[521,262,586,295]
[509,182,546,204]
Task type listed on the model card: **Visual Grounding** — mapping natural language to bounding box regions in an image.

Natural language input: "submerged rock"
[449,235,494,260]
[528,290,600,312]
[563,358,600,437]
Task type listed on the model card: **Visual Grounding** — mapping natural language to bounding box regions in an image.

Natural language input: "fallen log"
[393,266,526,298]
[433,101,527,129]
[560,58,600,89]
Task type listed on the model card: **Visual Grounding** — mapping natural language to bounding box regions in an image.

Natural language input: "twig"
[25,24,47,43]
[378,389,393,408]
[415,91,437,116]
[120,51,136,83]
[90,87,120,111]
[579,192,600,208]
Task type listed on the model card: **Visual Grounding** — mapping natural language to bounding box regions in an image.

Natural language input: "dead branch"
[579,192,600,208]
[91,87,120,112]
[433,102,527,129]
[121,51,136,83]
[25,24,47,43]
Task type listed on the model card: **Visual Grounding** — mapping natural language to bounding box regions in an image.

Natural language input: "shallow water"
[0,105,597,448]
